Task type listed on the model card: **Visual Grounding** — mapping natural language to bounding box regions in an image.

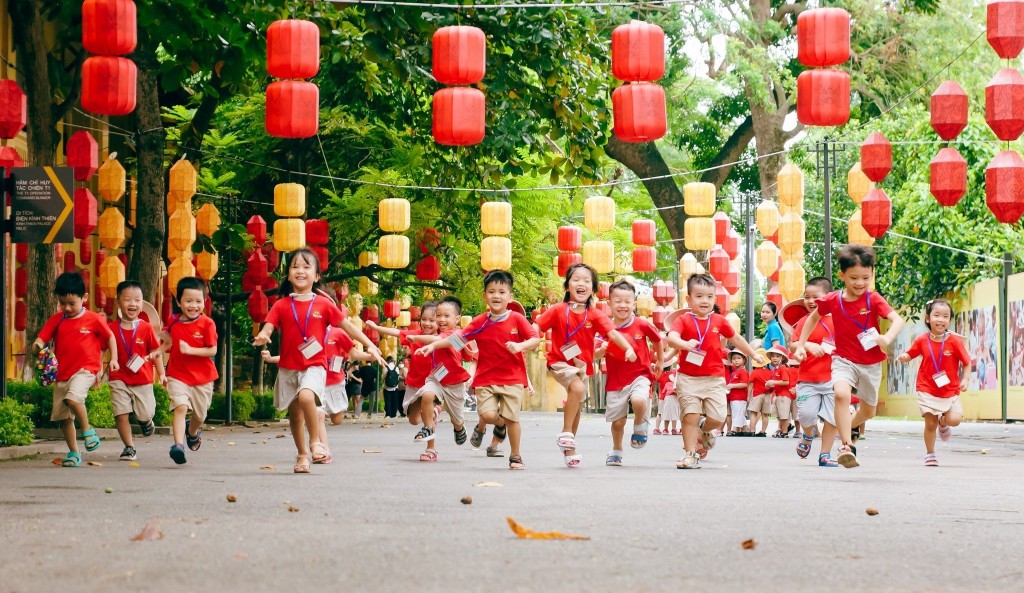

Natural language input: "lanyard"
[118,323,139,356]
[565,304,589,340]
[464,311,510,338]
[817,319,835,342]
[689,313,711,350]
[927,333,948,374]
[615,315,635,330]
[290,296,315,340]
[838,291,872,332]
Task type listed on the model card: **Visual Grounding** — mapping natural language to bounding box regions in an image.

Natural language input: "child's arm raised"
[348,348,374,362]
[792,309,822,362]
[340,318,385,364]
[364,320,401,338]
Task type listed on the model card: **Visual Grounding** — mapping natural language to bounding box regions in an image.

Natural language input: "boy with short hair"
[33,272,118,467]
[791,277,840,466]
[794,245,905,468]
[725,350,750,436]
[107,280,164,461]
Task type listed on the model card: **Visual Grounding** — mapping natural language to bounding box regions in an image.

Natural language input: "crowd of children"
[30,244,973,472]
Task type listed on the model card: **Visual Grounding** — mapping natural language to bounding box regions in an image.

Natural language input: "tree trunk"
[129,32,167,304]
[9,0,58,339]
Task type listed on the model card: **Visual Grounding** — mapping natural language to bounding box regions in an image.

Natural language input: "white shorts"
[321,382,348,415]
[917,392,963,417]
[796,381,835,427]
[658,395,680,422]
[729,401,748,429]
[274,366,327,411]
[605,377,651,423]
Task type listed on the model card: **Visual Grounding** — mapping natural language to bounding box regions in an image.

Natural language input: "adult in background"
[356,360,379,418]
[382,356,403,418]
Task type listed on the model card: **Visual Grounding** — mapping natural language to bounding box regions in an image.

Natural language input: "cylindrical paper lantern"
[683,182,715,216]
[558,226,582,252]
[432,87,485,146]
[611,20,665,82]
[308,245,328,272]
[557,251,582,277]
[611,82,667,143]
[81,56,137,116]
[632,219,657,246]
[796,7,851,67]
[631,246,656,273]
[305,219,329,246]
[383,299,402,320]
[82,0,137,55]
[358,251,378,268]
[274,183,305,217]
[584,195,616,233]
[480,236,512,271]
[359,276,378,297]
[14,300,27,331]
[266,19,320,79]
[683,217,714,251]
[481,201,512,235]
[379,198,410,233]
[379,234,411,269]
[930,147,968,207]
[265,80,319,139]
[416,255,441,281]
[273,218,305,253]
[79,238,93,266]
[432,26,486,85]
[582,240,614,274]
[796,69,850,127]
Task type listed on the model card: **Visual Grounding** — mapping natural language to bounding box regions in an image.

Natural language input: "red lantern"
[81,56,137,116]
[986,150,1024,223]
[418,228,442,254]
[652,306,669,329]
[722,230,740,261]
[861,188,892,238]
[929,148,968,207]
[594,301,611,318]
[80,269,90,289]
[247,215,267,246]
[416,255,441,281]
[723,267,740,296]
[715,282,729,313]
[0,145,24,177]
[73,188,98,239]
[82,0,137,56]
[63,251,76,273]
[631,219,656,246]
[432,87,485,146]
[305,219,329,246]
[597,282,611,300]
[363,326,380,345]
[266,19,320,79]
[261,242,280,271]
[930,80,968,140]
[15,243,28,264]
[265,80,319,139]
[79,238,93,266]
[767,285,783,309]
[711,211,731,244]
[263,277,281,306]
[161,292,171,321]
[242,270,262,293]
[248,289,268,323]
[557,226,582,252]
[612,82,666,143]
[557,252,582,277]
[860,132,892,183]
[94,284,107,311]
[796,8,851,67]
[0,79,27,139]
[309,245,329,272]
[95,249,106,271]
[66,131,99,182]
[409,305,421,321]
[384,299,401,319]
[988,0,1024,59]
[653,280,674,306]
[985,68,1024,142]
[432,26,486,85]
[361,304,380,324]
[14,300,27,331]
[632,247,656,273]
[247,249,268,282]
[14,267,26,298]
[796,70,850,127]
[611,21,665,82]
[336,282,350,303]
[708,245,730,280]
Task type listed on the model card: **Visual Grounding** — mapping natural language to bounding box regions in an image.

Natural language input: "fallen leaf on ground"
[276,434,286,438]
[461,496,473,505]
[51,457,62,466]
[227,442,236,446]
[380,423,393,429]
[474,481,503,488]
[259,465,277,470]
[234,552,247,559]
[226,494,237,503]
[361,425,375,429]
[87,461,103,466]
[362,449,381,453]
[128,461,140,467]
[287,505,300,513]
[261,441,268,445]
[130,522,164,542]
[866,507,879,516]
[506,517,589,541]
[741,538,756,550]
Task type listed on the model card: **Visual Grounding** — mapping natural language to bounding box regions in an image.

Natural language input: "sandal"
[138,418,155,438]
[185,421,202,452]
[755,431,767,437]
[671,429,681,436]
[630,421,649,449]
[836,444,859,468]
[470,425,486,448]
[676,452,701,469]
[938,425,952,442]
[294,455,311,473]
[419,448,438,462]
[563,454,581,468]
[772,430,783,438]
[61,451,82,467]
[492,424,507,442]
[653,428,662,435]
[81,428,101,452]
[485,445,504,457]
[796,433,813,459]
[556,431,576,452]
[818,453,838,467]
[605,450,623,466]
[508,454,525,470]
[924,453,939,467]
[311,442,331,464]
[453,425,468,445]
[169,443,187,465]
[413,426,436,442]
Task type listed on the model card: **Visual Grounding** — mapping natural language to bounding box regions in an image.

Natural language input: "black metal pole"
[1,170,7,400]
[225,196,233,424]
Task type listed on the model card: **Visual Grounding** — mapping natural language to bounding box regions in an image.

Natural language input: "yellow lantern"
[400,294,413,309]
[584,196,615,233]
[756,241,780,278]
[379,234,411,269]
[777,163,804,209]
[581,240,614,274]
[274,183,306,217]
[480,236,512,271]
[683,217,714,251]
[358,251,378,268]
[778,260,806,302]
[99,158,127,204]
[397,310,411,328]
[480,201,512,235]
[98,207,126,251]
[679,253,701,277]
[755,200,779,237]
[379,198,411,233]
[677,274,689,298]
[848,208,876,246]
[358,276,378,297]
[167,159,196,205]
[777,212,805,258]
[273,218,305,253]
[167,256,196,295]
[726,311,742,335]
[552,255,559,277]
[196,250,219,281]
[683,182,715,216]
[167,208,196,255]
[195,203,221,237]
[782,249,805,263]
[779,201,804,217]
[847,162,874,205]
[99,255,125,299]
[460,315,472,328]
[636,294,656,317]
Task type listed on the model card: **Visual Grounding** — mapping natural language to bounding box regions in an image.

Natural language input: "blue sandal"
[61,451,82,467]
[81,429,100,452]
[185,420,202,452]
[796,432,813,459]
[630,421,649,449]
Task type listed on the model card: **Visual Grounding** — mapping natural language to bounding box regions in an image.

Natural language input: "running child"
[32,272,118,467]
[725,350,750,436]
[765,346,795,437]
[791,277,840,466]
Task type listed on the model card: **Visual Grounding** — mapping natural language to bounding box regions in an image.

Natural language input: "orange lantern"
[481,201,512,235]
[99,157,127,204]
[582,240,614,274]
[273,218,306,253]
[168,208,196,255]
[778,260,806,302]
[167,256,195,295]
[99,255,126,299]
[755,200,779,237]
[379,198,411,233]
[480,236,512,271]
[683,217,714,251]
[98,207,126,250]
[777,163,804,208]
[683,182,715,216]
[195,203,221,237]
[847,209,875,246]
[584,196,616,233]
[274,183,305,217]
[755,241,780,277]
[777,212,805,258]
[196,250,219,281]
[379,234,410,269]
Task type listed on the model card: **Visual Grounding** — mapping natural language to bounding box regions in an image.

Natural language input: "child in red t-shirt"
[765,346,795,437]
[747,357,772,436]
[896,299,971,467]
[653,359,680,435]
[33,272,118,467]
[725,350,750,436]
[792,277,840,466]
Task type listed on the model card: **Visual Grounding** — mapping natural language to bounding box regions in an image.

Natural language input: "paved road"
[2,413,1023,593]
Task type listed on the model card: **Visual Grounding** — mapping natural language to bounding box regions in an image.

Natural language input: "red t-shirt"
[38,310,113,381]
[264,295,345,371]
[325,327,356,386]
[536,302,615,375]
[814,291,894,365]
[603,316,662,391]
[107,320,161,386]
[429,329,470,386]
[657,370,676,400]
[750,367,772,396]
[726,367,749,402]
[769,366,796,399]
[669,312,736,377]
[792,315,834,383]
[905,333,971,398]
[164,314,219,385]
[459,311,537,388]
[400,329,431,388]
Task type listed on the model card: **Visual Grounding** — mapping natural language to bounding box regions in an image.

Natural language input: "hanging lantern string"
[71,106,137,137]
[323,0,690,9]
[62,120,133,140]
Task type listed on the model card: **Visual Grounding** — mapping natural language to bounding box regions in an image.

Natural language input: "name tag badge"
[933,372,951,388]
[126,354,145,373]
[432,364,449,381]
[299,337,324,359]
[821,339,836,355]
[561,341,582,361]
[684,349,707,366]
[329,356,344,373]
[858,328,880,351]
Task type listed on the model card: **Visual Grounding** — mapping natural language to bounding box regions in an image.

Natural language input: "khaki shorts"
[402,385,421,415]
[748,393,772,415]
[831,356,882,406]
[771,396,794,420]
[167,378,214,424]
[549,361,589,397]
[605,377,651,423]
[109,380,156,422]
[918,392,964,417]
[51,369,95,421]
[419,377,467,427]
[675,374,727,423]
[321,382,348,416]
[476,384,526,423]
[274,366,327,411]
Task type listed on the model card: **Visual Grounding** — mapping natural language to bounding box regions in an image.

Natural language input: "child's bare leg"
[486,416,506,449]
[681,412,701,452]
[851,403,876,430]
[172,404,188,445]
[923,413,939,454]
[942,411,963,427]
[610,417,627,451]
[507,420,522,458]
[420,393,436,429]
[748,412,759,432]
[318,409,330,449]
[287,399,308,456]
[760,414,770,433]
[561,379,585,456]
[66,400,91,436]
[297,389,321,448]
[407,400,422,425]
[833,381,854,445]
[115,414,134,448]
[60,418,79,452]
[702,417,723,433]
[819,422,837,457]
[631,397,649,432]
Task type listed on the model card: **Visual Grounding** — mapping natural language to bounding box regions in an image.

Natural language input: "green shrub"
[6,380,53,426]
[207,391,259,423]
[0,398,35,446]
[153,383,173,426]
[85,384,115,428]
[7,379,174,428]
[252,391,285,420]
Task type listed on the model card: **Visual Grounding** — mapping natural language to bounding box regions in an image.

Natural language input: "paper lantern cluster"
[858,133,893,239]
[611,20,667,143]
[81,0,137,116]
[266,19,320,138]
[167,159,197,294]
[90,154,126,308]
[377,198,410,269]
[631,219,657,273]
[273,182,306,253]
[433,26,486,146]
[983,4,1024,224]
[480,201,512,271]
[796,8,851,127]
[682,182,715,252]
[582,196,615,274]
[555,225,582,278]
[776,163,806,303]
